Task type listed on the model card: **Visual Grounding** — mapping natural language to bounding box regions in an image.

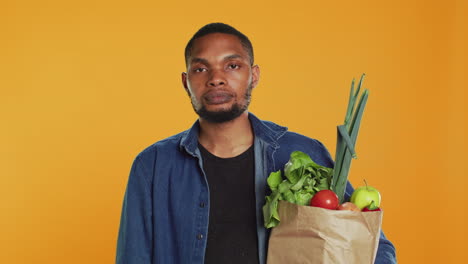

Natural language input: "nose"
[208,69,226,87]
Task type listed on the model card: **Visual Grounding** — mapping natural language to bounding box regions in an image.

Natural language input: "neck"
[198,111,253,158]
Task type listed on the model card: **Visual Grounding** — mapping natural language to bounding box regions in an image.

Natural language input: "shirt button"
[197,233,203,240]
[199,202,205,208]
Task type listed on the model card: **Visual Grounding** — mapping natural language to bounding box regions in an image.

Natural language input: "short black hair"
[184,22,254,67]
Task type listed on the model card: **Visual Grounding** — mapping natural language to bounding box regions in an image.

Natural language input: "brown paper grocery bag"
[267,201,383,264]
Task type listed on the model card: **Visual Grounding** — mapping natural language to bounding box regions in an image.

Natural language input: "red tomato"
[310,190,339,210]
[362,207,382,212]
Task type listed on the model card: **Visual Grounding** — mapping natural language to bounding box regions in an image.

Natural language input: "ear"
[251,65,260,88]
[181,72,190,95]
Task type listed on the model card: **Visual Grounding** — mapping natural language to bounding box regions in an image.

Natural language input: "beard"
[190,83,253,124]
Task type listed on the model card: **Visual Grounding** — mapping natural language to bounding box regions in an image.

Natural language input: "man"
[116,23,397,264]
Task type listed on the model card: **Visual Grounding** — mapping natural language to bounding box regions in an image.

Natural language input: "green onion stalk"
[331,74,369,203]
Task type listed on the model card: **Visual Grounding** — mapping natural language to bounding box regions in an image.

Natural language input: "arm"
[116,156,153,264]
[345,182,397,264]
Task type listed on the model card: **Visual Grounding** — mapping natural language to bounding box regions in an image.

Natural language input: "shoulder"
[275,130,334,169]
[133,130,188,165]
[252,116,327,156]
[251,115,334,169]
[279,130,327,151]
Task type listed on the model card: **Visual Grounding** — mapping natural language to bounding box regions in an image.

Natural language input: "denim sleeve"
[345,182,397,264]
[116,156,153,264]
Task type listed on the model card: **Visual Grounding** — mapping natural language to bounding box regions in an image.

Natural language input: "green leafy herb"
[267,171,282,191]
[263,151,333,228]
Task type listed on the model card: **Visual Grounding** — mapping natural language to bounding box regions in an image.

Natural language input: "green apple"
[350,184,381,210]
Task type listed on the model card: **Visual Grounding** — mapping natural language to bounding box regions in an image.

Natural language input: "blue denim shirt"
[116,112,397,264]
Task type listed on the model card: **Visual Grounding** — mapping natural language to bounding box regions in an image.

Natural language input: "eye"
[193,67,207,73]
[228,64,240,69]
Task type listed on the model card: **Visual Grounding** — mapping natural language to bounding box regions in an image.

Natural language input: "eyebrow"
[224,54,243,60]
[190,54,245,65]
[191,57,209,65]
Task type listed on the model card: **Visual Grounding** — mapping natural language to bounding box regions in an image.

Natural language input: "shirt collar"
[179,112,288,156]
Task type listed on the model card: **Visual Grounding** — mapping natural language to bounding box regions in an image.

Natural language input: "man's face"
[182,33,259,123]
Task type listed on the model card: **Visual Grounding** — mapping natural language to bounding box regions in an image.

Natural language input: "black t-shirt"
[199,143,259,264]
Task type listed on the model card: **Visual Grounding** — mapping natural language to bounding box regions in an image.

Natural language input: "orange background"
[1,0,466,263]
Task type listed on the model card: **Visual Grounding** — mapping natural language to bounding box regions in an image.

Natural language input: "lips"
[203,90,233,105]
